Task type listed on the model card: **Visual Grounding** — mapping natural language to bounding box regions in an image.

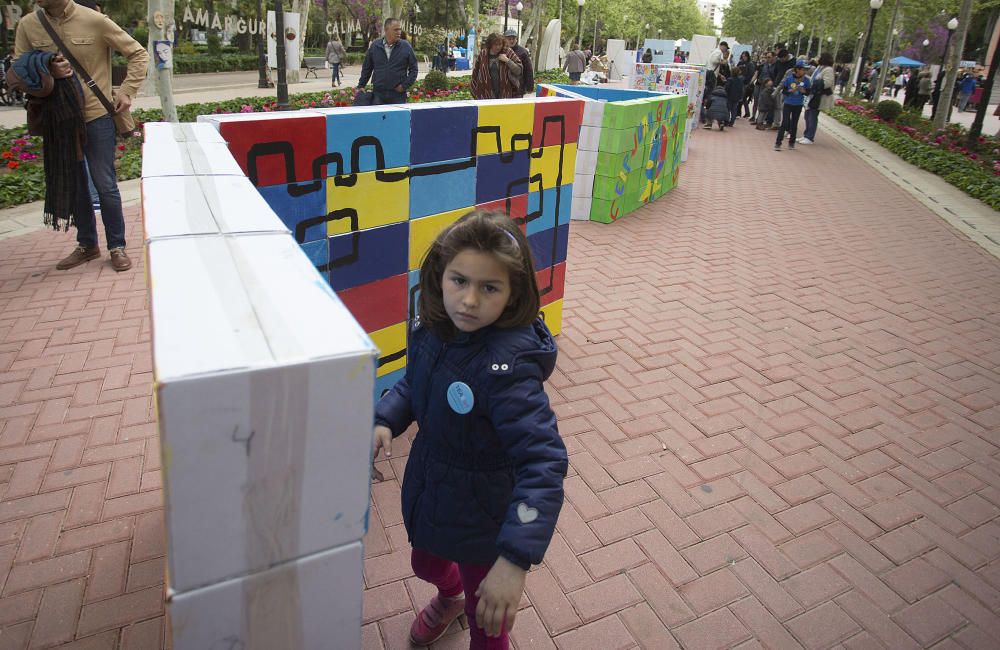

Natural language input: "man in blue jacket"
[358,18,419,105]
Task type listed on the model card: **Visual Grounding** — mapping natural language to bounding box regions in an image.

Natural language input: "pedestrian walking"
[357,17,419,105]
[774,60,810,151]
[373,210,566,650]
[914,68,932,112]
[563,43,587,84]
[958,73,976,112]
[326,34,347,87]
[725,65,744,126]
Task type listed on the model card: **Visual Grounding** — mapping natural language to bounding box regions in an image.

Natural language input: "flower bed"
[0,73,570,210]
[829,99,1000,210]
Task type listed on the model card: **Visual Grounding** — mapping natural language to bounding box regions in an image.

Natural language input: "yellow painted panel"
[408,207,470,270]
[476,102,535,155]
[529,143,577,191]
[369,321,407,377]
[539,299,564,336]
[327,168,409,235]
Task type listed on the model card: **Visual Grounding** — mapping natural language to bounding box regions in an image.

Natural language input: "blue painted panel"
[257,183,328,244]
[409,104,478,165]
[328,221,409,291]
[324,107,411,175]
[300,239,329,273]
[475,150,531,205]
[527,222,569,271]
[409,161,477,219]
[527,185,573,236]
[374,367,406,401]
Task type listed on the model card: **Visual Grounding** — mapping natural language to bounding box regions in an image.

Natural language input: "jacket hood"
[485,318,557,382]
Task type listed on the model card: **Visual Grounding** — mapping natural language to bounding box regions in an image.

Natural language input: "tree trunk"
[147,0,177,122]
[968,19,1000,145]
[876,0,901,104]
[934,0,975,129]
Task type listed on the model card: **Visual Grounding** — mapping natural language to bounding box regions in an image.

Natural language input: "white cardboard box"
[149,233,377,593]
[141,176,290,241]
[168,541,363,650]
[144,122,227,145]
[142,139,245,178]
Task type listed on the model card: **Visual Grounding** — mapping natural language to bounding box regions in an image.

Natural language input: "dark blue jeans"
[330,62,341,85]
[775,103,802,146]
[75,115,125,250]
[803,107,819,141]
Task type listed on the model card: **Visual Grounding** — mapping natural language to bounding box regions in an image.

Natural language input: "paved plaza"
[1,106,999,649]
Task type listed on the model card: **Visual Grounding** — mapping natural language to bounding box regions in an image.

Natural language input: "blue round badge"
[447,381,474,414]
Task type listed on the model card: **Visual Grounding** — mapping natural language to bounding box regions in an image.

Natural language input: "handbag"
[353,90,374,106]
[36,9,135,136]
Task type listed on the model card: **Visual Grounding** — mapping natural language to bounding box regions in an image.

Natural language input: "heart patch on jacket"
[517,502,538,524]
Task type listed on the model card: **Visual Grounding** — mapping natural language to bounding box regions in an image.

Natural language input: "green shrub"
[132,26,148,47]
[534,70,571,85]
[874,100,903,122]
[422,69,449,92]
[829,106,1000,210]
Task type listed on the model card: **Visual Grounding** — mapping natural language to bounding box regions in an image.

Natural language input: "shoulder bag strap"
[35,8,115,116]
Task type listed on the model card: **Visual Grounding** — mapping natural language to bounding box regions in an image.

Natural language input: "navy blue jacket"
[707,87,729,122]
[358,37,419,102]
[375,318,567,570]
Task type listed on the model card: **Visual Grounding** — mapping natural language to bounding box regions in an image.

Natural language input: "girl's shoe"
[410,594,465,646]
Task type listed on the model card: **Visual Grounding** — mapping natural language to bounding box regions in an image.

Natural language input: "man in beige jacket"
[15,0,148,272]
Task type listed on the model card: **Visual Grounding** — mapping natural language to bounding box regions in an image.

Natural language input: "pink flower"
[240,104,254,113]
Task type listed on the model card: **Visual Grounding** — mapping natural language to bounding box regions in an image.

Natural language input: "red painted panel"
[220,115,328,187]
[336,273,408,333]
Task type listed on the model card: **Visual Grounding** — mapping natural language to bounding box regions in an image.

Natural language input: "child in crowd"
[373,211,567,650]
[725,64,745,126]
[774,59,810,150]
[755,78,776,129]
[706,82,731,130]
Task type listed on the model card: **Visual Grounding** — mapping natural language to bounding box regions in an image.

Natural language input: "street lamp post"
[942,16,958,65]
[516,2,523,39]
[504,0,509,34]
[795,23,804,58]
[854,0,884,97]
[274,0,288,109]
[576,0,585,47]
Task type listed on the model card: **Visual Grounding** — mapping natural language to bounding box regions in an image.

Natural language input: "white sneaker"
[798,138,814,145]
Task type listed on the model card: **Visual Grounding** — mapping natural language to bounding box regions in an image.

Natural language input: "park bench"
[303,56,326,78]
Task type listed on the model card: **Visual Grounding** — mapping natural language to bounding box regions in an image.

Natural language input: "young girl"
[373,210,567,649]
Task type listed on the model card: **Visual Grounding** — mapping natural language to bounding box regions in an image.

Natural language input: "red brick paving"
[2,120,1000,648]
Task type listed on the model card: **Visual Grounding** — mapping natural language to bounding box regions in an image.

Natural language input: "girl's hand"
[498,53,509,63]
[475,556,526,637]
[373,423,392,461]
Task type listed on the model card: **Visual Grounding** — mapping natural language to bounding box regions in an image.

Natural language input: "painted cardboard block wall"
[536,84,687,224]
[200,97,583,399]
[140,122,377,649]
[627,63,706,161]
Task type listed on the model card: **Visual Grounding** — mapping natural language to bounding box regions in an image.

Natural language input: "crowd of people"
[855,61,990,117]
[702,42,836,150]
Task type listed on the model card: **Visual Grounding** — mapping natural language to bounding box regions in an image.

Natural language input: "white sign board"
[267,11,300,71]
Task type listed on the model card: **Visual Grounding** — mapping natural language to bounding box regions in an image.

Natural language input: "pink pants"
[410,548,510,649]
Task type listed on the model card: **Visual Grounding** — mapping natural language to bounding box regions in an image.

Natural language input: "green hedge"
[828,106,1000,211]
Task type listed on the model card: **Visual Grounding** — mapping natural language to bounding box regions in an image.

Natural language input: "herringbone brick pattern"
[0,219,164,649]
[365,125,1000,649]
[1,117,998,649]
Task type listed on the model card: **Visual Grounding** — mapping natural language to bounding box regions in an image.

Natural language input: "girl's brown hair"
[418,210,540,336]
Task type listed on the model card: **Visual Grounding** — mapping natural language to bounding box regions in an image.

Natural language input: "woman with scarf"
[471,33,523,100]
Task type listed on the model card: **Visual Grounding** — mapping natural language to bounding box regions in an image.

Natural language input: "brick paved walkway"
[2,118,1000,649]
